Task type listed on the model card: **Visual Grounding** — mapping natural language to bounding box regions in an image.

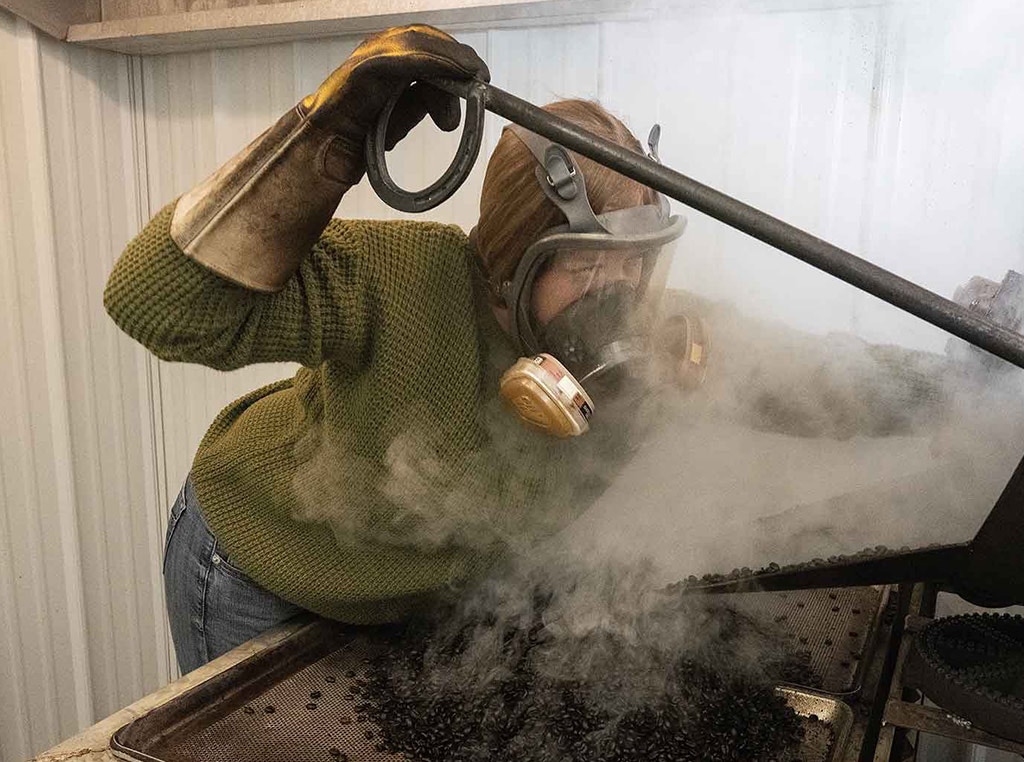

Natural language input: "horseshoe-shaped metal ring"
[364,78,487,214]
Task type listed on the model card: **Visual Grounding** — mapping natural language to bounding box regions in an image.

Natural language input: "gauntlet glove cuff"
[170,106,360,292]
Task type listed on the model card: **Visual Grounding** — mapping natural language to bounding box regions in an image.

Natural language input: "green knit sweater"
[105,204,953,624]
[105,203,621,623]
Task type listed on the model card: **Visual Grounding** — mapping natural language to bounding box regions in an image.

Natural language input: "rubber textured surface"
[906,613,1024,743]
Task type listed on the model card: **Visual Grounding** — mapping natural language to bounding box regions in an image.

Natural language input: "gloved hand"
[302,24,490,174]
[171,25,488,292]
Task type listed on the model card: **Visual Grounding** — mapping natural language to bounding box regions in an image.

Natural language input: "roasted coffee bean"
[358,585,807,762]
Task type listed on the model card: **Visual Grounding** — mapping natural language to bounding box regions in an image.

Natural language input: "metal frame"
[880,589,1024,759]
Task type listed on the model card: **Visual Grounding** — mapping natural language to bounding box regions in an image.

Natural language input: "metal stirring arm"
[365,77,1024,372]
[681,545,969,596]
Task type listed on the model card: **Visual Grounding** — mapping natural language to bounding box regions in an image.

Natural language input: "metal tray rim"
[778,686,855,762]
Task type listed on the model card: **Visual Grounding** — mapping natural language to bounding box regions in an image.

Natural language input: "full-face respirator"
[483,125,706,437]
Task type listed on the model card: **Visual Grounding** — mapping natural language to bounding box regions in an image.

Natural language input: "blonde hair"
[475,99,658,302]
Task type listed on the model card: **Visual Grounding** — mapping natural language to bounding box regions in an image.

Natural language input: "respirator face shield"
[510,211,686,390]
[493,124,694,438]
[498,204,688,438]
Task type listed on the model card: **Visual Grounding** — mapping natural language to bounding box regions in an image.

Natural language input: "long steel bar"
[434,78,1024,371]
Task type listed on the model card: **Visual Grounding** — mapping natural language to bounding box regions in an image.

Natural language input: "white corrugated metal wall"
[0,10,170,759]
[2,1,1024,759]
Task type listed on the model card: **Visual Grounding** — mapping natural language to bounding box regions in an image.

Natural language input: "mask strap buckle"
[646,124,662,163]
[506,125,608,235]
[543,146,578,200]
[645,124,672,218]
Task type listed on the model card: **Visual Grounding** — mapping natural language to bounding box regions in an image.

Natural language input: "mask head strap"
[507,125,609,235]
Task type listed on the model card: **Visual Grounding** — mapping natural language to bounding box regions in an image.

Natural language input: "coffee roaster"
[103,80,1024,762]
[365,78,1024,756]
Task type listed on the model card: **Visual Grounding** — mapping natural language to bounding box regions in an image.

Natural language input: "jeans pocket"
[202,555,304,665]
[211,548,257,584]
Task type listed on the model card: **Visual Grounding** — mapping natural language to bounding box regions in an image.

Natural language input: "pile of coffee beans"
[360,588,808,762]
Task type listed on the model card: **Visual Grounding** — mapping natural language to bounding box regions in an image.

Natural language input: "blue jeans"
[163,477,305,674]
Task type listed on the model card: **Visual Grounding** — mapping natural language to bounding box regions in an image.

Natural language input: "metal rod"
[434,78,1024,371]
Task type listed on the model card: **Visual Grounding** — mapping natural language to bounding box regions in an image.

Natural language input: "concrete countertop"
[31,620,308,762]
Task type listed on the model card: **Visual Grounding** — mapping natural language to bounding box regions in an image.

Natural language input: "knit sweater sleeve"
[103,201,369,371]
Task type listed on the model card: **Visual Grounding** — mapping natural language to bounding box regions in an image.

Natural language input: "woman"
[104,25,687,673]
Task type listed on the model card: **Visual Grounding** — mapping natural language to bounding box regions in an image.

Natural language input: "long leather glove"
[169,25,489,291]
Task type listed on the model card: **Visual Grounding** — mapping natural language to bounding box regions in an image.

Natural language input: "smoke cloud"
[558,295,1024,586]
[289,367,658,556]
[290,276,1024,617]
[288,6,1024,735]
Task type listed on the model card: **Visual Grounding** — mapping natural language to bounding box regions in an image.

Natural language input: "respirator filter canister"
[499,353,595,437]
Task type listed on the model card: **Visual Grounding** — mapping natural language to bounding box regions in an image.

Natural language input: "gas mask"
[483,125,702,437]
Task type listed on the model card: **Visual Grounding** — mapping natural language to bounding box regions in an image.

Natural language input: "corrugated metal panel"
[598,8,888,341]
[0,11,93,759]
[594,1,1024,353]
[0,10,167,760]
[859,0,1024,349]
[37,30,172,719]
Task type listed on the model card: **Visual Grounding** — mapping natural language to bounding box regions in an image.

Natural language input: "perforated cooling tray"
[728,585,888,694]
[111,592,864,762]
[111,619,398,762]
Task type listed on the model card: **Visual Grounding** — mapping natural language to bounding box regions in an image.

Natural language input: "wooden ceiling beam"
[67,0,586,53]
[46,0,893,54]
[1,0,101,39]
